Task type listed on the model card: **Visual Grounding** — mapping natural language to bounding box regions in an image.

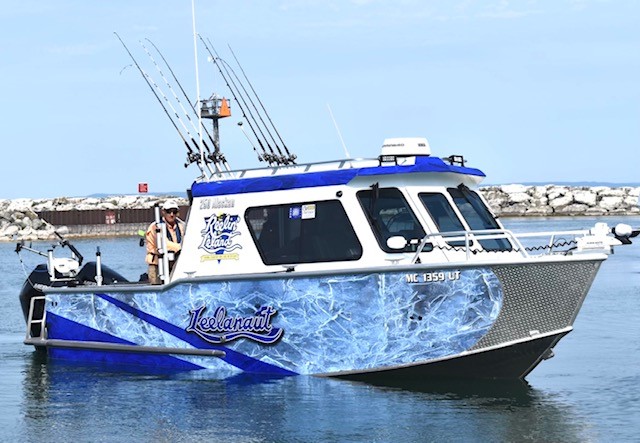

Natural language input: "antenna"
[191,0,206,171]
[327,103,351,158]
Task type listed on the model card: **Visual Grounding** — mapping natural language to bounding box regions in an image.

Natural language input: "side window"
[419,193,465,232]
[447,187,512,251]
[245,200,362,265]
[357,188,425,253]
[418,193,467,247]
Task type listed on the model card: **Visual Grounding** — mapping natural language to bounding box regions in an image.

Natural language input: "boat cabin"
[172,138,514,280]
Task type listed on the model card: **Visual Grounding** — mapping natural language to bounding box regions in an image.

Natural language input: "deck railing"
[411,227,600,263]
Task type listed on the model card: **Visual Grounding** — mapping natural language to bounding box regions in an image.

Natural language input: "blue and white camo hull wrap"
[44,266,506,376]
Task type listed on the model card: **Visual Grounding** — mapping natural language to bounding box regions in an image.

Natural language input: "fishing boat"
[16,37,639,381]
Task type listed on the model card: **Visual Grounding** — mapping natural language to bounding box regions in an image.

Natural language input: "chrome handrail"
[411,227,593,264]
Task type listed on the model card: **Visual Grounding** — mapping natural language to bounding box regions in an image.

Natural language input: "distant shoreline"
[1,185,639,242]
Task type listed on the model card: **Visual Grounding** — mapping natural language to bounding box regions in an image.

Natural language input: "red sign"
[138,183,148,193]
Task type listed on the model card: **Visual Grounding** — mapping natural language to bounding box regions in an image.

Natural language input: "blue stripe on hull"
[46,313,203,371]
[95,293,297,376]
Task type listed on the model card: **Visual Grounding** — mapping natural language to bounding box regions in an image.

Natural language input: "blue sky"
[1,0,638,199]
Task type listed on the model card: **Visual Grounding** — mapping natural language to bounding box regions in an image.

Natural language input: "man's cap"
[162,200,179,211]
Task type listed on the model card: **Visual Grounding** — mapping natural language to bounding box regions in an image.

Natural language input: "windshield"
[419,193,467,247]
[447,186,512,251]
[357,187,425,253]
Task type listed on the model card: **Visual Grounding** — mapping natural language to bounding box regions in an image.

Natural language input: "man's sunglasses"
[165,209,179,214]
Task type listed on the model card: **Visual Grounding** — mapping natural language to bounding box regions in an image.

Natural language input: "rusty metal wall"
[37,206,189,226]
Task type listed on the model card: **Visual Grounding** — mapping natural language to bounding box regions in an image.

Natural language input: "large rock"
[508,192,531,204]
[598,188,626,197]
[499,203,529,216]
[1,225,19,238]
[599,196,624,210]
[6,199,33,212]
[31,218,45,230]
[481,189,508,207]
[573,190,596,206]
[549,195,573,208]
[530,186,549,198]
[547,186,569,201]
[118,196,140,207]
[32,200,54,212]
[10,211,25,222]
[500,184,528,194]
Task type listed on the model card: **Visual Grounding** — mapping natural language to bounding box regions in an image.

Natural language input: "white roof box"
[381,137,431,157]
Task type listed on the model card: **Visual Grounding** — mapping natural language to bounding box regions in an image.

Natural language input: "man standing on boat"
[145,200,186,284]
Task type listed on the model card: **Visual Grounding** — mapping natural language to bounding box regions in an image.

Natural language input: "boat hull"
[34,258,602,379]
[335,330,568,381]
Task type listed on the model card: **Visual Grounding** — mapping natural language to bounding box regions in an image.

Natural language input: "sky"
[1,0,638,199]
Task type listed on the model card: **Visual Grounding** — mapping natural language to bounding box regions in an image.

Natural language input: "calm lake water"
[1,216,639,442]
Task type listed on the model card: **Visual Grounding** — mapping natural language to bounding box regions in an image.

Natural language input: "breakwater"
[1,185,639,242]
[481,184,639,216]
[0,195,188,242]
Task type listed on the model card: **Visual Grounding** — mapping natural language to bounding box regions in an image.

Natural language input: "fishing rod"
[207,39,290,165]
[198,35,270,164]
[237,121,264,162]
[208,42,280,165]
[142,67,217,176]
[198,35,277,165]
[114,32,205,175]
[216,56,287,164]
[144,38,230,171]
[228,44,296,164]
[140,40,224,174]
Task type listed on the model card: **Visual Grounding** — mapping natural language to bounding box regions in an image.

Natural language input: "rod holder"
[95,246,103,286]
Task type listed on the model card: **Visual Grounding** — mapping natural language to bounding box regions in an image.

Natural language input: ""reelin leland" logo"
[186,305,283,344]
[199,213,242,255]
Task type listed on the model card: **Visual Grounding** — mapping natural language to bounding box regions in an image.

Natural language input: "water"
[1,217,639,442]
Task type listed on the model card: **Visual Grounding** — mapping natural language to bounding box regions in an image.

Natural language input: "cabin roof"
[191,156,485,197]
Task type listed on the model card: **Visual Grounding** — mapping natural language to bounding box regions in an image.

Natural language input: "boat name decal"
[405,270,461,283]
[186,305,283,344]
[199,197,235,210]
[199,213,243,258]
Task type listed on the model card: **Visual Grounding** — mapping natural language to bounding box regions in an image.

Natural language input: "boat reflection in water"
[20,353,593,442]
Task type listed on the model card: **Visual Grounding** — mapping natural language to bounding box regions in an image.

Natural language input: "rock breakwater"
[1,195,188,242]
[1,186,638,242]
[482,185,640,217]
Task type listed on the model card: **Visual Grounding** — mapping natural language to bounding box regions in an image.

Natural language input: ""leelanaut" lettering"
[186,305,283,344]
